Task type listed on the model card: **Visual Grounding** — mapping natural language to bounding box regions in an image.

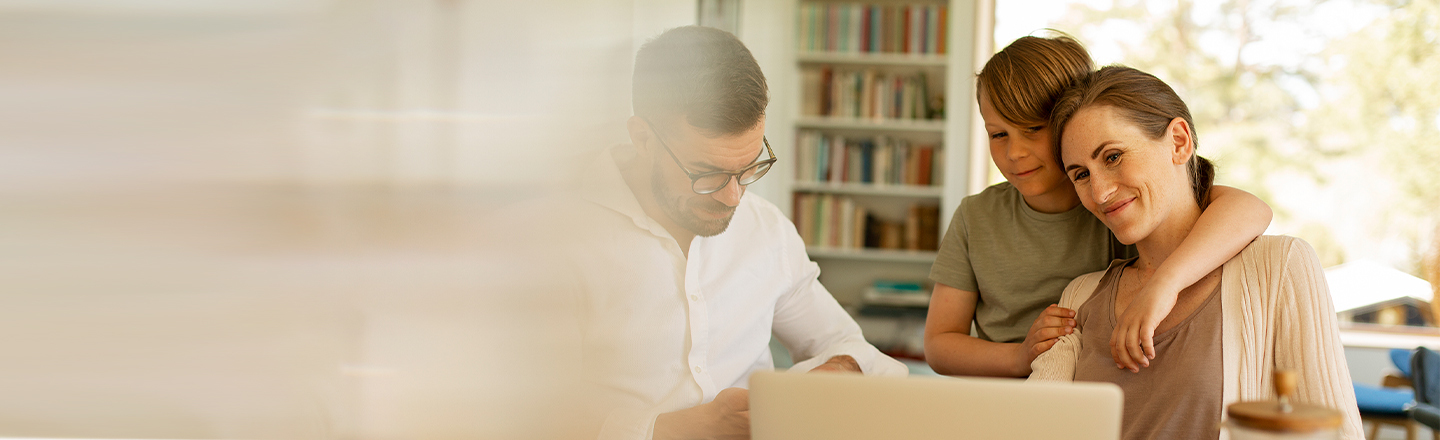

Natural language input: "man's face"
[647,118,767,237]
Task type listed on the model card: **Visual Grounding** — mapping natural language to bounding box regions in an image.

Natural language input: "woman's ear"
[1168,117,1194,165]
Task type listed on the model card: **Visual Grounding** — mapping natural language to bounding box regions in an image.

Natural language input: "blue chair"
[1411,347,1440,440]
[1358,348,1420,439]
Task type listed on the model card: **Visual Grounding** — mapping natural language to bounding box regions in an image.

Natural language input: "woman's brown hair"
[1049,65,1215,209]
[977,32,1094,127]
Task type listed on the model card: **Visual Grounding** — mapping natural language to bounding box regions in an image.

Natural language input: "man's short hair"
[632,26,768,137]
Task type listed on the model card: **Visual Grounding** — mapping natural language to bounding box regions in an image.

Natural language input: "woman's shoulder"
[1059,269,1110,309]
[1229,235,1326,292]
[1236,235,1320,266]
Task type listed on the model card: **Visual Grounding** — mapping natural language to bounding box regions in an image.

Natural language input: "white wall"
[0,0,688,438]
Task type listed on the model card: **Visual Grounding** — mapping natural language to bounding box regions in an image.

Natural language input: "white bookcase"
[768,0,982,310]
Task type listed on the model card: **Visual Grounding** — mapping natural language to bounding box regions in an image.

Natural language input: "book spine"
[846,205,858,247]
[817,134,829,181]
[905,204,919,250]
[850,3,863,53]
[840,141,852,183]
[892,5,903,53]
[911,4,922,54]
[920,4,929,54]
[917,146,933,185]
[801,194,811,245]
[827,4,838,52]
[861,140,874,183]
[828,194,841,247]
[860,69,874,118]
[860,5,871,53]
[820,66,833,116]
[902,6,911,54]
[916,70,929,119]
[938,4,947,54]
[798,3,809,52]
[933,148,944,185]
[896,143,909,184]
[864,5,875,53]
[816,194,830,247]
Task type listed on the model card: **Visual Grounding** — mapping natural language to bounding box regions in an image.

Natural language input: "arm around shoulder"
[1028,272,1103,382]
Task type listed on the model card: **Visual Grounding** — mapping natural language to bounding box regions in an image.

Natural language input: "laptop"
[750,371,1123,440]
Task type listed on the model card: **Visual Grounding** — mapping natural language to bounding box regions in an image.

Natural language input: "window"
[993,0,1440,329]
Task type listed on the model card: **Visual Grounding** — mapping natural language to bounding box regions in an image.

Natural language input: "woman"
[1030,65,1363,439]
[923,33,1273,377]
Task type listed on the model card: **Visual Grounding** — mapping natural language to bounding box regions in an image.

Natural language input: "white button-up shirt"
[572,146,906,440]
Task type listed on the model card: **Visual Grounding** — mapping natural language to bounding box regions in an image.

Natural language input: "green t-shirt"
[929,182,1135,343]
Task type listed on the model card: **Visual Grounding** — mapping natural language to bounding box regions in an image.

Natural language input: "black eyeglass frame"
[644,119,777,195]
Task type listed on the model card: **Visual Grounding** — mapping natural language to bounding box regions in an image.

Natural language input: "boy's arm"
[923,283,1074,377]
[1111,185,1272,371]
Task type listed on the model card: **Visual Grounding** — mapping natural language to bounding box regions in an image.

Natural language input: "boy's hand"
[1110,284,1176,373]
[1017,304,1076,374]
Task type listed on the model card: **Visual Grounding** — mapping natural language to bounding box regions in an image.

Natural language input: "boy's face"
[979,92,1075,209]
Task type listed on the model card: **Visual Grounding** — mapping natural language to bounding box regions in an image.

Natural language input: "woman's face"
[979,92,1075,210]
[1059,105,1193,245]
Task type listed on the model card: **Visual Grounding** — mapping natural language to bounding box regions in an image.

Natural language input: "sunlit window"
[995,0,1440,328]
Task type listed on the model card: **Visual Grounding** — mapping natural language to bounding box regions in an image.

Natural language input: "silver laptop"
[750,371,1122,440]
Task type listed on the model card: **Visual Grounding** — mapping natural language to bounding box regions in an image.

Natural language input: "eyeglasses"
[644,119,777,195]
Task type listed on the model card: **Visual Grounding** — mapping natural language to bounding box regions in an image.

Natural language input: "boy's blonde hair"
[977,33,1094,127]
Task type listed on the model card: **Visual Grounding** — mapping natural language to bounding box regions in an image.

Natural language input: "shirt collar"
[581,144,667,235]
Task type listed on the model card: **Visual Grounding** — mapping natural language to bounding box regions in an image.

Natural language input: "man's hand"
[1015,304,1076,375]
[653,387,750,440]
[809,355,861,374]
[1110,283,1176,373]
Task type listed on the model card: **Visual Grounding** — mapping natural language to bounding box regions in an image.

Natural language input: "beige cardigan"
[1029,236,1364,440]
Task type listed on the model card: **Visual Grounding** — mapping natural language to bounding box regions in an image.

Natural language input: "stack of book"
[862,280,932,307]
[795,131,940,186]
[794,194,940,251]
[801,67,938,120]
[797,2,948,54]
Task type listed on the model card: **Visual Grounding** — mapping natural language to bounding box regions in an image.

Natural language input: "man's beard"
[652,161,736,237]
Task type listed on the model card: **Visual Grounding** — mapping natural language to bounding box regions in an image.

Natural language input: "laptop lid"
[750,371,1122,440]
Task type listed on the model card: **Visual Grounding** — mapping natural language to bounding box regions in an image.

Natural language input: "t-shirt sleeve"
[929,198,977,292]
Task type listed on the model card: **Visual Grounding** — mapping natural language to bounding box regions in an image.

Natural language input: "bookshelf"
[794,116,946,132]
[806,247,939,263]
[796,51,949,66]
[779,0,979,316]
[791,181,942,198]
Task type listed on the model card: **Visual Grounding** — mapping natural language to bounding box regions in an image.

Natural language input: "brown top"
[1073,258,1224,440]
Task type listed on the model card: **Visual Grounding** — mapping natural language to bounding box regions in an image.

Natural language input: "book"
[791,193,941,251]
[795,130,940,186]
[798,2,948,55]
[801,66,942,121]
[863,280,931,307]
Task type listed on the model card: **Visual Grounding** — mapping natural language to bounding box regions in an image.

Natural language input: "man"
[571,26,907,440]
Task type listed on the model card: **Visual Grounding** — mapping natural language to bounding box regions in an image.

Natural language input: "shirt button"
[690,294,700,302]
[694,366,703,374]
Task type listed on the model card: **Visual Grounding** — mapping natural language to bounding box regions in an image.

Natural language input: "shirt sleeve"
[1028,272,1101,382]
[1272,238,1365,440]
[771,211,907,377]
[929,198,978,292]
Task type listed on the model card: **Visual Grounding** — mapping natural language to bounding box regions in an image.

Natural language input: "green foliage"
[1034,0,1440,273]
